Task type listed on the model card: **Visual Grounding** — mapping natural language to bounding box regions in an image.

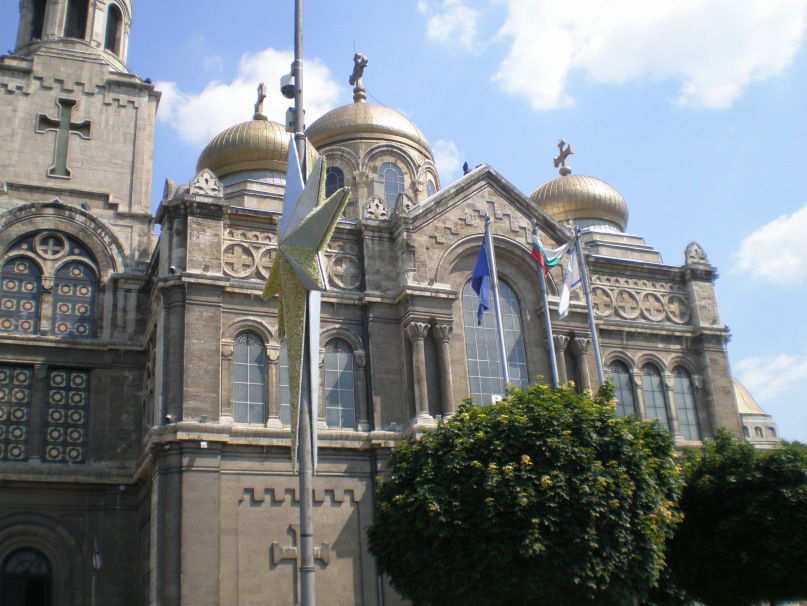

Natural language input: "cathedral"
[0,1,781,604]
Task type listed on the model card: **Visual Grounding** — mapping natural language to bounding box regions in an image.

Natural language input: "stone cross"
[349,53,368,102]
[36,98,91,178]
[223,245,254,275]
[553,140,573,176]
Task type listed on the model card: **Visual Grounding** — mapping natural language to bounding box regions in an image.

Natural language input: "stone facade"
[0,2,759,605]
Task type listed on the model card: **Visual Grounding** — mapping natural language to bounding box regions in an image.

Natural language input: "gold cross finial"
[254,82,267,120]
[553,140,573,176]
[349,53,368,103]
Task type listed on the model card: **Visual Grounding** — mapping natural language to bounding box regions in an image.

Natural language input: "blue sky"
[3,1,806,441]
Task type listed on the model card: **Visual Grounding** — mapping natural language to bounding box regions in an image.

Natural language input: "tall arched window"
[233,333,266,424]
[324,339,356,429]
[672,367,701,440]
[463,279,527,404]
[754,426,764,438]
[641,364,670,431]
[29,0,48,41]
[0,365,34,462]
[378,162,404,209]
[279,344,290,425]
[609,361,637,417]
[104,3,123,54]
[64,0,89,39]
[426,179,437,197]
[325,166,344,198]
[53,262,96,338]
[1,258,41,335]
[1,548,51,604]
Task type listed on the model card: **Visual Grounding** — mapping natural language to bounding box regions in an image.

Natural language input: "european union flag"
[471,233,490,325]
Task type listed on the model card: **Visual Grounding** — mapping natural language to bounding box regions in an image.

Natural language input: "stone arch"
[604,351,637,371]
[360,143,419,180]
[416,160,441,191]
[321,146,360,173]
[222,317,276,348]
[320,325,365,359]
[635,353,669,373]
[668,355,698,375]
[0,512,84,606]
[0,201,125,281]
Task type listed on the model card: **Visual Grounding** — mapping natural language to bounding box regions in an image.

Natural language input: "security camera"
[280,73,296,99]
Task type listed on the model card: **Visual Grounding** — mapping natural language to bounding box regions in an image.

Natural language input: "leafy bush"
[368,384,683,606]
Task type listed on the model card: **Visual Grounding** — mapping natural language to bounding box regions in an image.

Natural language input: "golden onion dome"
[531,173,629,231]
[196,116,289,179]
[306,102,433,159]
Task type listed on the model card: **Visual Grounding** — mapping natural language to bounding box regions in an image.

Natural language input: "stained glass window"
[53,262,96,338]
[279,345,290,425]
[43,368,89,463]
[641,364,670,431]
[324,339,356,429]
[672,367,701,440]
[0,258,40,335]
[608,361,637,417]
[325,166,344,198]
[0,366,33,461]
[463,279,527,404]
[233,333,266,425]
[378,162,404,209]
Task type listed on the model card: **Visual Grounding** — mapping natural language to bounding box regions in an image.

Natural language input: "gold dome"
[197,117,289,179]
[733,379,767,416]
[531,174,628,231]
[306,102,433,159]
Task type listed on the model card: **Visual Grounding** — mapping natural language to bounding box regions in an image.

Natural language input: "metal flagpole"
[533,221,559,388]
[575,227,605,385]
[484,214,510,388]
[292,0,317,604]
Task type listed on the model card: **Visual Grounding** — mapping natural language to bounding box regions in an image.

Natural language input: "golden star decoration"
[263,139,350,467]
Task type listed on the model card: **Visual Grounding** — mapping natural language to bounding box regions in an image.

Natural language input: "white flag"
[558,245,581,319]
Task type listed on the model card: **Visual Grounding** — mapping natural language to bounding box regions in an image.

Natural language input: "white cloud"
[156,48,342,146]
[734,203,807,285]
[736,354,807,402]
[488,0,807,110]
[433,139,463,182]
[418,0,482,51]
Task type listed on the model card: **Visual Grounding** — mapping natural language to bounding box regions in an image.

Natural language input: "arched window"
[1,548,51,604]
[104,3,123,54]
[233,333,266,424]
[463,279,527,404]
[754,426,764,438]
[672,367,701,440]
[426,179,437,197]
[29,0,47,41]
[378,162,404,209]
[64,0,89,39]
[743,425,750,438]
[0,365,34,462]
[279,344,290,425]
[768,426,777,438]
[641,364,670,431]
[324,339,356,428]
[53,262,96,338]
[1,258,41,335]
[325,166,344,198]
[608,361,637,417]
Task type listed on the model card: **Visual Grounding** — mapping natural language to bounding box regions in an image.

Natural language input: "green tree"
[368,384,683,606]
[667,431,807,606]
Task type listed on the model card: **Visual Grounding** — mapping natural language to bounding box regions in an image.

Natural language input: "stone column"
[663,372,683,439]
[553,334,570,384]
[354,350,370,431]
[432,324,456,416]
[266,345,281,428]
[219,341,234,424]
[571,337,592,391]
[632,370,647,419]
[405,322,432,421]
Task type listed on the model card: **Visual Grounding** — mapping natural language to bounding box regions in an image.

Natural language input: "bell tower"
[15,0,133,72]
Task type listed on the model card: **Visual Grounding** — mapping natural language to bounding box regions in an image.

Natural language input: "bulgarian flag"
[531,229,572,276]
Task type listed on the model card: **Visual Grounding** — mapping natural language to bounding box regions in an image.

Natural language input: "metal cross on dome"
[262,138,350,468]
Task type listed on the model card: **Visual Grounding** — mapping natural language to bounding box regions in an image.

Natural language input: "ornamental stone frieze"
[221,229,277,281]
[588,275,691,325]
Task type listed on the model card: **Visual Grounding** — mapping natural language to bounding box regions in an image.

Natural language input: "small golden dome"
[531,174,628,231]
[196,117,289,179]
[306,103,433,159]
[733,379,767,416]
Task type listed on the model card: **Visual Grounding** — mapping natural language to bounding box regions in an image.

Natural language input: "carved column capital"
[570,337,591,356]
[221,343,234,359]
[354,350,367,368]
[432,324,453,344]
[631,369,644,387]
[405,321,430,342]
[553,334,571,353]
[663,371,675,389]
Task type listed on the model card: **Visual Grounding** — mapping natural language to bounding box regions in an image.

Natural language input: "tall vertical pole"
[575,227,605,385]
[533,221,559,388]
[484,214,510,389]
[293,1,316,605]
